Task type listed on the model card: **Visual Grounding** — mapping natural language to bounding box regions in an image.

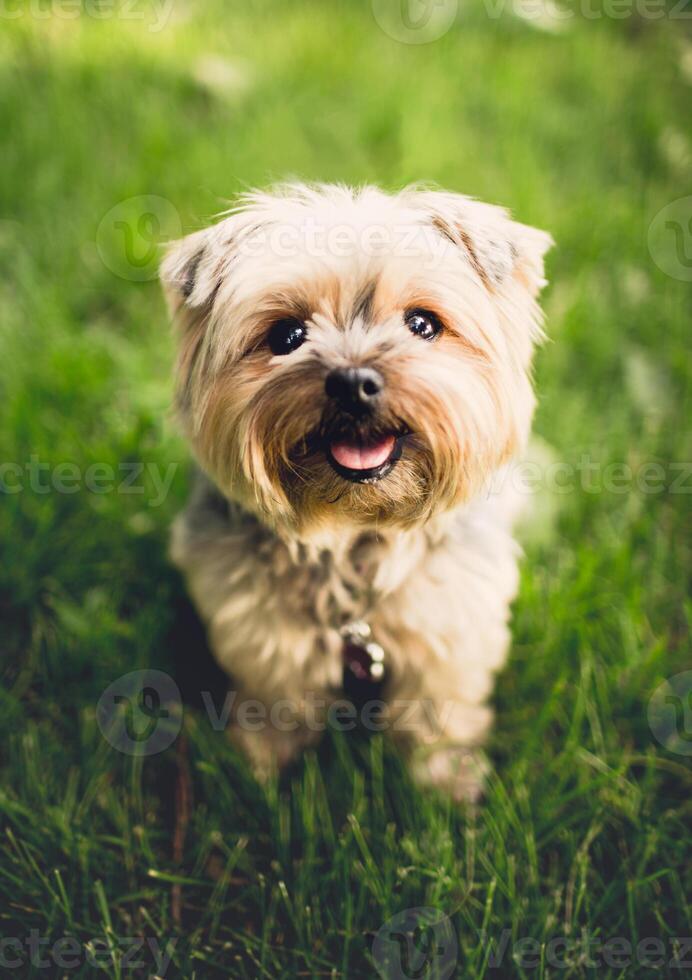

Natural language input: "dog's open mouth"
[326,432,403,483]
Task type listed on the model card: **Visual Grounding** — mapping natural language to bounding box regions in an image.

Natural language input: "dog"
[160,183,551,801]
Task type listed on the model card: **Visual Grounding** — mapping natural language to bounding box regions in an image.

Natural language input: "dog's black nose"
[325,367,383,412]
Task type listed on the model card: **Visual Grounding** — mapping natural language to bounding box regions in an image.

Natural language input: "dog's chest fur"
[171,471,520,710]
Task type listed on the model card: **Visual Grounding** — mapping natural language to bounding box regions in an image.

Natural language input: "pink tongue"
[330,434,395,471]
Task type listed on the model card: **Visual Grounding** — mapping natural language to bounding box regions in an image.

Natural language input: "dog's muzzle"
[322,367,404,483]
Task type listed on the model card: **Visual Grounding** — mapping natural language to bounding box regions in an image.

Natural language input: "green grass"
[0,2,690,976]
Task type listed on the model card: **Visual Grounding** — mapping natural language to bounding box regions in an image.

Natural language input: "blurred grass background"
[0,1,690,976]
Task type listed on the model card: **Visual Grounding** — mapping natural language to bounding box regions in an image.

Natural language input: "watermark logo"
[97,669,182,755]
[0,1,175,34]
[96,195,181,281]
[372,907,458,979]
[482,0,692,23]
[0,457,179,508]
[481,929,691,970]
[648,196,692,282]
[648,671,692,756]
[95,674,462,745]
[371,0,458,44]
[0,931,176,974]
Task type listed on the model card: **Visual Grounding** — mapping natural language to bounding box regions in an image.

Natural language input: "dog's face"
[161,184,551,536]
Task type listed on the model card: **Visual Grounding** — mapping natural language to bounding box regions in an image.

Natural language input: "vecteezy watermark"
[371,0,459,44]
[648,671,692,757]
[95,670,466,756]
[483,0,692,22]
[370,0,691,41]
[480,929,692,970]
[97,669,183,756]
[371,914,691,976]
[200,690,459,739]
[373,907,458,980]
[97,663,692,771]
[648,196,692,282]
[96,195,181,281]
[230,217,456,269]
[487,455,691,498]
[481,0,692,22]
[0,0,175,33]
[0,931,176,973]
[2,454,688,506]
[0,457,179,507]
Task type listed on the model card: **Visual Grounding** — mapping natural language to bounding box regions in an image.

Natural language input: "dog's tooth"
[366,642,385,663]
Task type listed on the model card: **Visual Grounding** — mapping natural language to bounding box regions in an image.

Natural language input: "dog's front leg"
[386,668,495,804]
[227,706,320,782]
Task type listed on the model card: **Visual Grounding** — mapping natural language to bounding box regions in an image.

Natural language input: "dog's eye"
[405,309,443,341]
[268,318,308,355]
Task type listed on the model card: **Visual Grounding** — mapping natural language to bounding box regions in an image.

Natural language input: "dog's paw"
[411,744,488,804]
[228,724,314,782]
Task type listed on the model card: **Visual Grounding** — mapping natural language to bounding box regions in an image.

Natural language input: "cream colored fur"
[161,183,551,800]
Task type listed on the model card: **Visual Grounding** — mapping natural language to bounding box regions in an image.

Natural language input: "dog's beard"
[285,407,417,524]
[237,377,493,533]
[282,430,442,530]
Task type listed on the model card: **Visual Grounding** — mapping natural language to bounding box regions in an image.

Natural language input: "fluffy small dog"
[161,183,551,801]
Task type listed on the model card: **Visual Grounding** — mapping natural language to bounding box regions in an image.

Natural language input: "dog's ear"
[415,191,553,298]
[160,226,222,327]
[160,223,237,414]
